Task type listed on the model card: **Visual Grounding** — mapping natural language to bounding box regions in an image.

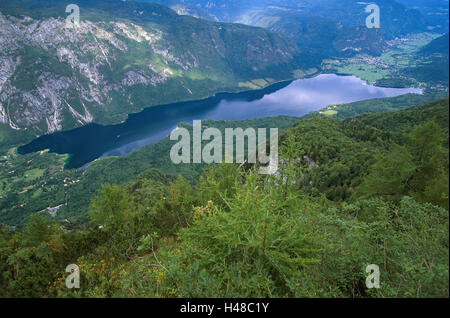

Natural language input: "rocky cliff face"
[0,0,302,138]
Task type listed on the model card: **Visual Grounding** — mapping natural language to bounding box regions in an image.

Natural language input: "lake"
[18,74,423,169]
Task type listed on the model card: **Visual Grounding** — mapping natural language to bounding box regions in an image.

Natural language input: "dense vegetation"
[3,96,447,226]
[306,93,444,120]
[1,98,448,298]
[0,116,299,226]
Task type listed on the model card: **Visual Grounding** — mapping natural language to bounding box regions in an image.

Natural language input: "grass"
[24,168,45,181]
[336,64,389,84]
[321,33,443,88]
[0,146,83,225]
[292,68,319,79]
[251,78,269,87]
[321,110,338,116]
[239,81,261,89]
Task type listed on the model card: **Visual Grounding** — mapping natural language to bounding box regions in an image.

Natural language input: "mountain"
[148,1,430,37]
[147,0,429,58]
[147,0,428,35]
[236,10,387,58]
[402,33,449,86]
[395,0,449,32]
[0,0,305,144]
[419,33,449,56]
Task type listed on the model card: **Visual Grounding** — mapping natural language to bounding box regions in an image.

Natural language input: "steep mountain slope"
[401,33,449,86]
[356,97,449,143]
[237,10,386,58]
[275,97,449,202]
[0,0,305,143]
[419,33,449,56]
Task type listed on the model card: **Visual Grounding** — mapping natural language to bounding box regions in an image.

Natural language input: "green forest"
[1,98,448,298]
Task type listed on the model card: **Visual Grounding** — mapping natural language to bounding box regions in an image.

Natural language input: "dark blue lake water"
[18,74,422,169]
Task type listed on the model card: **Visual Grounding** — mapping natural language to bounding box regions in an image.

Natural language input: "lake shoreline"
[18,74,423,169]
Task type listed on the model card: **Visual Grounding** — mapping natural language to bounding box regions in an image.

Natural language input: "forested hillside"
[0,116,300,226]
[1,98,447,298]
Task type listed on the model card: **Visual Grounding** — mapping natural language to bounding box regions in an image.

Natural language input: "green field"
[321,33,444,89]
[0,147,81,225]
[23,168,45,182]
[321,110,338,116]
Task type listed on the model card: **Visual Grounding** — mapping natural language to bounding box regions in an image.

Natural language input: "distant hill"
[148,0,429,37]
[147,0,429,59]
[395,0,449,32]
[419,33,449,56]
[236,10,386,58]
[402,33,450,86]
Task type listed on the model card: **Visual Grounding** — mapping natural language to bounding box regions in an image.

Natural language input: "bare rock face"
[0,12,173,133]
[0,2,302,137]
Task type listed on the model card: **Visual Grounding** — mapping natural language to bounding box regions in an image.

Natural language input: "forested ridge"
[0,98,448,297]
